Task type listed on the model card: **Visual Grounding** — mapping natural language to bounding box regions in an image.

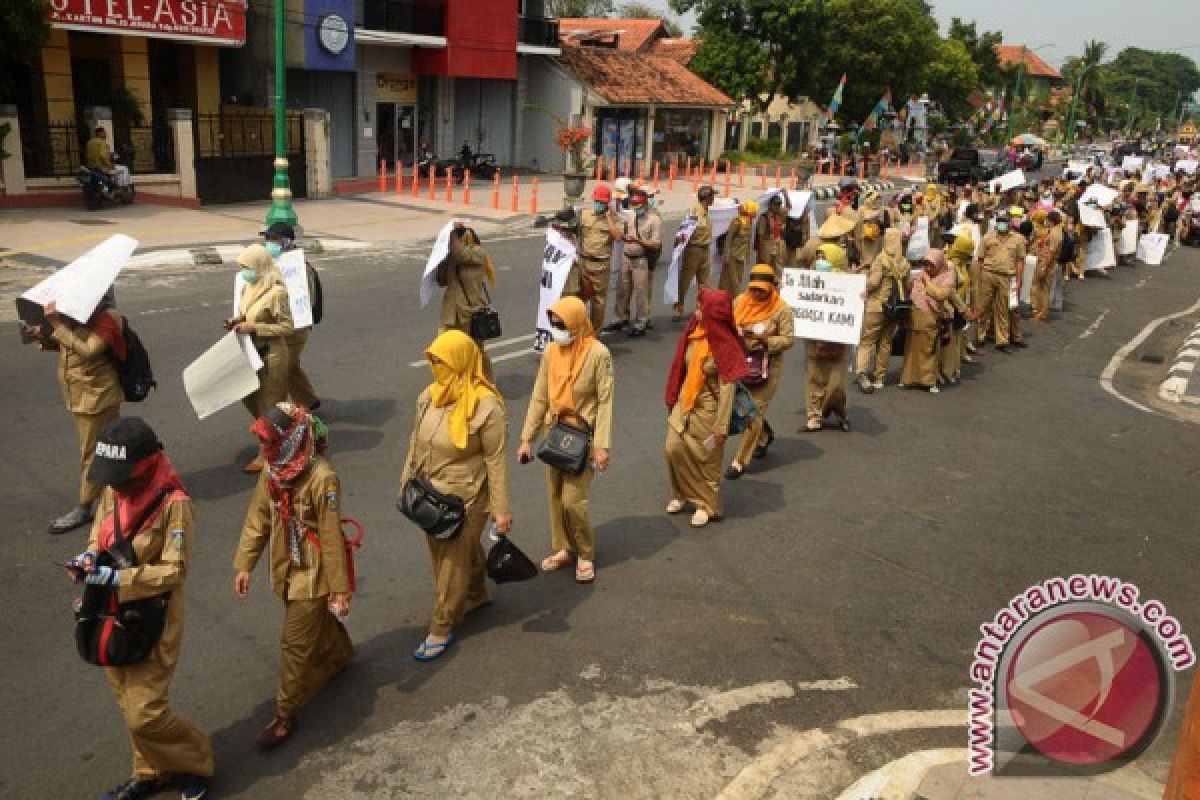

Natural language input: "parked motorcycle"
[416,146,466,185]
[78,151,135,210]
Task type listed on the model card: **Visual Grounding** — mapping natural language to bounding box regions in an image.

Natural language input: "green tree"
[547,0,615,16]
[0,0,50,101]
[946,17,1003,88]
[920,37,979,120]
[616,2,684,37]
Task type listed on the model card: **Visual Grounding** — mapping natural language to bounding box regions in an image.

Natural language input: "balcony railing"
[519,16,559,49]
[361,0,444,36]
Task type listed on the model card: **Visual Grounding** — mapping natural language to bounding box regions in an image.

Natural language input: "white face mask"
[550,328,575,347]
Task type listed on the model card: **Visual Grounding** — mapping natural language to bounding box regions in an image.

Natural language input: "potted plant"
[556,124,592,202]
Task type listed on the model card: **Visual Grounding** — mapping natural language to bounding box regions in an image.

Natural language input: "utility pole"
[266,0,298,228]
[1124,78,1139,137]
[1005,45,1027,143]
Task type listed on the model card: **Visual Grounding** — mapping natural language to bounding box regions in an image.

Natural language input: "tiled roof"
[557,45,733,107]
[649,37,700,65]
[995,45,1062,80]
[558,17,666,53]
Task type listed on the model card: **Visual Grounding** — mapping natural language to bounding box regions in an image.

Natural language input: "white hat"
[614,177,632,196]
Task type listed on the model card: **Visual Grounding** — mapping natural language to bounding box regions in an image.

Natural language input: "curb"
[1158,319,1200,403]
[124,237,373,270]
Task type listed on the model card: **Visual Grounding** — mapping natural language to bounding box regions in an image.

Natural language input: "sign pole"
[266,0,298,229]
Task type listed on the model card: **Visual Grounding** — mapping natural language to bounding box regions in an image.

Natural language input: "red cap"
[593,185,612,203]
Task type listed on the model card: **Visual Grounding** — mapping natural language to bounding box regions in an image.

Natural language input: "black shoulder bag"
[397,399,467,540]
[537,411,593,476]
[459,262,503,342]
[883,275,913,321]
[74,488,174,667]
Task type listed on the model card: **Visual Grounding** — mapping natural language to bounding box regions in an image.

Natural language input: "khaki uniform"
[836,205,865,266]
[616,212,661,331]
[85,136,113,172]
[856,258,906,383]
[665,353,735,516]
[401,391,509,636]
[1031,226,1063,321]
[88,492,214,782]
[521,343,614,562]
[51,310,123,505]
[441,240,495,379]
[805,342,848,427]
[573,209,619,330]
[858,209,891,266]
[234,458,353,717]
[719,216,752,293]
[901,273,959,388]
[755,212,790,277]
[675,204,712,315]
[974,231,1025,347]
[286,263,319,406]
[238,282,292,418]
[733,305,793,466]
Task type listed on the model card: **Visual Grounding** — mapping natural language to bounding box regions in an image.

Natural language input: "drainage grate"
[69,219,117,225]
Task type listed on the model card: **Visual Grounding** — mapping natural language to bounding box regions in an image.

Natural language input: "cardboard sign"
[1119,220,1139,257]
[1084,229,1116,272]
[1176,159,1199,175]
[662,216,697,306]
[20,234,136,325]
[780,268,866,345]
[1121,155,1145,172]
[1079,203,1108,229]
[990,169,1026,194]
[419,220,458,309]
[905,217,930,262]
[183,331,261,420]
[534,228,577,352]
[1081,184,1119,209]
[276,249,313,329]
[1136,233,1170,266]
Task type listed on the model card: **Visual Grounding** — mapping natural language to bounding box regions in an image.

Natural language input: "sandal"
[575,561,595,584]
[413,632,457,661]
[541,551,575,572]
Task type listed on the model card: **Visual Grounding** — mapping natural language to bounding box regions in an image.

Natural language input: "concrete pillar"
[436,76,454,156]
[645,104,656,167]
[0,105,27,194]
[304,108,332,198]
[779,113,789,154]
[166,108,196,198]
[709,110,728,161]
[111,36,151,123]
[194,46,221,115]
[86,106,115,144]
[514,57,528,169]
[40,29,75,123]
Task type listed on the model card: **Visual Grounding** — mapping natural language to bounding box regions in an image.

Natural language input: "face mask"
[633,203,647,215]
[239,268,259,284]
[995,221,1010,233]
[265,242,284,258]
[593,202,608,213]
[814,258,833,272]
[648,199,659,211]
[430,362,455,385]
[550,328,574,347]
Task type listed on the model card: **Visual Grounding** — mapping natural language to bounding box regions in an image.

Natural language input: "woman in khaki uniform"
[944,230,976,374]
[803,241,852,432]
[663,289,746,528]
[719,200,755,293]
[518,297,614,584]
[26,297,124,534]
[855,229,909,393]
[725,265,793,480]
[230,244,293,472]
[858,190,892,267]
[755,193,791,277]
[234,403,353,748]
[440,225,497,380]
[400,330,511,659]
[68,417,213,800]
[901,249,959,393]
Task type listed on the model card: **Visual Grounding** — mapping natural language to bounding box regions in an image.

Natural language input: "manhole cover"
[69,219,116,226]
[1140,353,1165,364]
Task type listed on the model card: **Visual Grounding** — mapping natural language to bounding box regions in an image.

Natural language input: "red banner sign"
[48,0,247,46]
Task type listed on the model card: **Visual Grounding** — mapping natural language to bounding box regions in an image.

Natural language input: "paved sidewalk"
[913,761,1162,800]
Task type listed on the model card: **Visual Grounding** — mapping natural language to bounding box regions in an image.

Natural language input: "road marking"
[833,747,962,800]
[1079,309,1109,339]
[1159,320,1200,403]
[689,681,795,727]
[407,333,536,367]
[1101,297,1200,415]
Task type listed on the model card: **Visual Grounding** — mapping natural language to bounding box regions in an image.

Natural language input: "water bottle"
[485,520,501,544]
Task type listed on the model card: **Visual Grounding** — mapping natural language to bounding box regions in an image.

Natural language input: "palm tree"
[1079,39,1108,130]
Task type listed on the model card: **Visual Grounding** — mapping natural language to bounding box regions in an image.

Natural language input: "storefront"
[595,107,648,170]
[652,108,710,163]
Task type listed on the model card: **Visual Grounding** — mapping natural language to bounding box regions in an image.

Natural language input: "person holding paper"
[663,289,746,528]
[674,185,716,321]
[719,200,755,294]
[944,229,976,371]
[518,297,613,584]
[900,249,960,394]
[1031,211,1064,322]
[263,222,321,410]
[972,211,1027,352]
[24,296,125,534]
[856,229,910,393]
[803,242,852,432]
[608,187,661,337]
[440,224,497,379]
[755,193,791,277]
[572,185,623,330]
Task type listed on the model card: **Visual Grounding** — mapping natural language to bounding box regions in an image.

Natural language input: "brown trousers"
[805,345,848,426]
[285,329,318,407]
[975,271,1012,347]
[425,506,489,636]
[616,255,650,330]
[674,245,710,314]
[243,342,290,419]
[276,596,354,717]
[75,405,120,505]
[544,464,596,562]
[1031,266,1054,321]
[734,370,781,466]
[855,311,900,383]
[581,257,612,332]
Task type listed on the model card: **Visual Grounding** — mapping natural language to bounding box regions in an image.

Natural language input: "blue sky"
[640,0,1200,67]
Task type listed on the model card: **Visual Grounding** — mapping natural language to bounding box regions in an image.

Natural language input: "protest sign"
[183,331,261,419]
[905,217,930,262]
[990,169,1026,194]
[1121,155,1145,172]
[1021,255,1036,305]
[1175,160,1198,175]
[534,227,577,352]
[1079,204,1108,229]
[1081,184,1119,208]
[1119,220,1139,257]
[1136,233,1170,266]
[780,268,866,345]
[707,201,738,288]
[662,216,697,306]
[19,234,136,326]
[1084,229,1116,272]
[276,249,313,329]
[419,220,457,309]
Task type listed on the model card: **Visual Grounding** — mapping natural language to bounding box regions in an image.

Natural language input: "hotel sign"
[47,0,247,46]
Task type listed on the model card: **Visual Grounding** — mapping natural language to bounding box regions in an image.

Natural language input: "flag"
[825,73,847,120]
[854,88,891,141]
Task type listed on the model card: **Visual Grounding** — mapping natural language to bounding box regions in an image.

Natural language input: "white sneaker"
[872,380,884,389]
[690,509,710,527]
[928,386,940,394]
[666,499,685,514]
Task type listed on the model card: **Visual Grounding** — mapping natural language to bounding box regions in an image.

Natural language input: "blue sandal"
[413,632,457,661]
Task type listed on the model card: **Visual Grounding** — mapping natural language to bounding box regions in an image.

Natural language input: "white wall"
[355,45,413,176]
[521,56,577,173]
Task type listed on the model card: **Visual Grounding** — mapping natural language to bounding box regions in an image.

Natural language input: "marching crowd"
[19,138,1200,799]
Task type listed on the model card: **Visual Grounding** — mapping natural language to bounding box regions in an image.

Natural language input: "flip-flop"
[413,632,457,661]
[541,552,575,572]
[575,562,595,584]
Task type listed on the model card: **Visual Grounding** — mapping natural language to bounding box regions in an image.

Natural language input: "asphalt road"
[4,205,1199,799]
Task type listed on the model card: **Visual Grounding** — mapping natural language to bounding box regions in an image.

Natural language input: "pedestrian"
[518,297,614,583]
[719,200,755,294]
[833,178,864,267]
[66,416,213,800]
[755,193,791,277]
[1031,210,1063,322]
[233,403,353,748]
[725,264,793,480]
[24,295,124,534]
[606,187,660,337]
[571,185,623,331]
[858,190,892,266]
[229,244,293,472]
[263,222,322,409]
[440,223,498,380]
[400,330,511,660]
[944,228,976,369]
[674,185,715,321]
[803,241,851,432]
[900,249,959,394]
[664,288,747,527]
[972,209,1026,353]
[855,228,910,392]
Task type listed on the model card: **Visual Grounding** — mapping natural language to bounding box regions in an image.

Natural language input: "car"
[937,147,998,185]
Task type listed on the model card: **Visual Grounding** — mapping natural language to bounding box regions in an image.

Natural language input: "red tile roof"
[649,37,700,65]
[557,45,733,107]
[558,17,666,53]
[995,45,1062,80]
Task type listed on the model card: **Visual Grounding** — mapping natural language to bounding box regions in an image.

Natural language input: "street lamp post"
[1065,63,1096,149]
[266,0,298,229]
[1125,77,1140,137]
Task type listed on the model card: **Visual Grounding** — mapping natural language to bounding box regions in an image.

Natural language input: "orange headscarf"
[678,325,712,414]
[545,296,595,414]
[734,264,786,327]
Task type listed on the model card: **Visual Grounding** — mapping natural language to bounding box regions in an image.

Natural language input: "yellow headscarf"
[816,242,849,273]
[946,231,975,265]
[425,329,500,449]
[545,296,595,415]
[236,243,283,318]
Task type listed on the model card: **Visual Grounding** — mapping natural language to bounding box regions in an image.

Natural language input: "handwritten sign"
[780,268,866,345]
[276,249,313,329]
[534,227,577,352]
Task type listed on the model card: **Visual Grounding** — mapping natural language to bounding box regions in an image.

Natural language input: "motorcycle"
[416,147,466,186]
[78,150,135,210]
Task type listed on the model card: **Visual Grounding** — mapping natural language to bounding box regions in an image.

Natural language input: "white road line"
[1079,309,1109,339]
[689,681,795,727]
[1102,297,1200,415]
[1159,321,1200,403]
[407,333,536,367]
[833,748,962,800]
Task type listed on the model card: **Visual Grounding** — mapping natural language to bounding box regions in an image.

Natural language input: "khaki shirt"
[740,303,794,372]
[579,209,617,261]
[51,309,123,415]
[689,203,713,247]
[723,216,752,266]
[238,282,293,350]
[668,352,735,437]
[621,212,661,258]
[1035,227,1063,270]
[978,231,1026,275]
[521,341,615,449]
[441,241,490,330]
[234,457,349,601]
[400,390,510,515]
[85,137,113,172]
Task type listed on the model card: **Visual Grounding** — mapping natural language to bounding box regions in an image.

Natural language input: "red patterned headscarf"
[664,288,749,409]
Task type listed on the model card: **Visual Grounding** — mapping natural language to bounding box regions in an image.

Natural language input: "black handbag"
[883,276,913,321]
[74,488,173,668]
[536,412,593,475]
[486,536,538,583]
[461,264,502,341]
[397,477,466,540]
[742,349,769,387]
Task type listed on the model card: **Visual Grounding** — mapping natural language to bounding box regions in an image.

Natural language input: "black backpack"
[1057,231,1077,265]
[784,216,807,249]
[110,316,156,402]
[308,262,324,325]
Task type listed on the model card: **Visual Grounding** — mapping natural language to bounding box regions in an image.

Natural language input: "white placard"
[1119,220,1139,256]
[183,331,262,420]
[1084,229,1116,272]
[662,216,697,306]
[419,220,458,309]
[20,234,136,324]
[276,249,313,329]
[990,169,1026,194]
[534,227,577,352]
[1121,155,1145,172]
[1079,204,1108,229]
[1081,184,1119,209]
[1175,160,1198,175]
[905,217,930,262]
[1021,254,1036,305]
[1136,233,1170,266]
[1008,274,1019,310]
[1145,165,1171,181]
[707,203,739,289]
[780,268,867,346]
[786,190,813,219]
